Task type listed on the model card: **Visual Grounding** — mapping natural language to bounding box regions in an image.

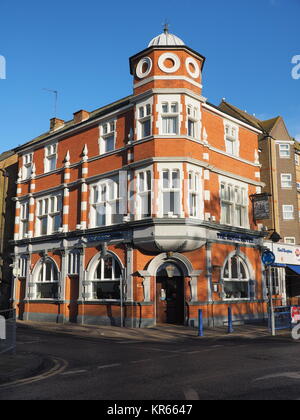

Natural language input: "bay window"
[137,170,152,219]
[188,171,200,217]
[162,169,181,217]
[161,102,179,135]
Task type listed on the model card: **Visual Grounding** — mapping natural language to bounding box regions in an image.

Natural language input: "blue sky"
[0,0,299,153]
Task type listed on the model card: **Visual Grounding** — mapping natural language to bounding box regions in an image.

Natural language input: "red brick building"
[13,28,267,327]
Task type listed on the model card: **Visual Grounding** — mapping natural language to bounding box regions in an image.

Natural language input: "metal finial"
[163,20,170,34]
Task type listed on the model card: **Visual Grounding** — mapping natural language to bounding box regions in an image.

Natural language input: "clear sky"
[0,0,299,153]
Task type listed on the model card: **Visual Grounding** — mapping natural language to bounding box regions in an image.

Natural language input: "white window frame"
[99,120,116,154]
[36,195,62,236]
[188,170,201,218]
[161,102,179,135]
[136,169,152,220]
[137,101,152,140]
[33,259,59,300]
[222,255,250,301]
[90,179,120,227]
[22,153,33,180]
[284,237,296,245]
[295,153,300,166]
[224,121,239,157]
[161,169,182,217]
[68,250,81,276]
[186,98,201,140]
[282,204,294,220]
[44,144,57,173]
[220,180,248,228]
[281,173,292,188]
[20,201,29,239]
[19,255,28,278]
[279,144,290,158]
[91,255,122,301]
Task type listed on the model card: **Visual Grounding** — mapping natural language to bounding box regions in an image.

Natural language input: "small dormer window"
[224,122,239,156]
[100,121,116,154]
[22,153,33,179]
[45,144,57,173]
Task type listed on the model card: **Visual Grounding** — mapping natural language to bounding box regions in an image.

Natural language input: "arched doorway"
[156,262,184,325]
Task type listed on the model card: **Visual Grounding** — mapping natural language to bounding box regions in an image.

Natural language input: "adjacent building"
[220,102,300,304]
[0,150,18,309]
[12,29,269,327]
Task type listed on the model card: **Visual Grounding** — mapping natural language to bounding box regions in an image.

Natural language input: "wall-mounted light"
[165,265,176,278]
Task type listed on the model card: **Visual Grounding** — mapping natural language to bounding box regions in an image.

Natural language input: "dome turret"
[148,25,185,47]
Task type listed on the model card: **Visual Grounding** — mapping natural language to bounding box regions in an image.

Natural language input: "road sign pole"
[268,265,276,337]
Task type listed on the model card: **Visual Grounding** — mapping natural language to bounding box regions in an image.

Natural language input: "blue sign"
[262,250,276,266]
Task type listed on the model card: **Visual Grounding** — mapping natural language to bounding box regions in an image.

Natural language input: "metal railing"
[0,309,16,355]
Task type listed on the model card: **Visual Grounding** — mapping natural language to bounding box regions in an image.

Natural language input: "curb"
[0,352,52,386]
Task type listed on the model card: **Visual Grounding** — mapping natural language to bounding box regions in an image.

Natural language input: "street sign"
[262,250,276,266]
[291,306,300,324]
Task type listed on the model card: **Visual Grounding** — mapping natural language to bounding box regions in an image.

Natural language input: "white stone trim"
[158,53,181,74]
[134,76,203,89]
[185,57,200,79]
[136,57,153,79]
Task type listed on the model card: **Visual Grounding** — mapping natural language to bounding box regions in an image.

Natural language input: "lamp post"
[264,230,281,337]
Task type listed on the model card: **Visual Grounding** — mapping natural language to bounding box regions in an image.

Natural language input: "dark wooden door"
[156,276,184,324]
[69,276,79,323]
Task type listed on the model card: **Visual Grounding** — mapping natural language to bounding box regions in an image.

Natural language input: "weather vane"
[163,19,170,34]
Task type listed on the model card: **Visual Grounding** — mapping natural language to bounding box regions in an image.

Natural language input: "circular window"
[185,57,200,79]
[136,57,153,79]
[158,53,181,74]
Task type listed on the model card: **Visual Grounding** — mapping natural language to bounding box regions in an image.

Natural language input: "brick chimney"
[50,117,64,131]
[73,110,90,124]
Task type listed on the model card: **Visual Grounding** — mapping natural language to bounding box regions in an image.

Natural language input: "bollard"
[228,306,234,334]
[198,309,204,337]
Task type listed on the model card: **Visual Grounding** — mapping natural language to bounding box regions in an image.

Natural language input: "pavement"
[0,320,293,389]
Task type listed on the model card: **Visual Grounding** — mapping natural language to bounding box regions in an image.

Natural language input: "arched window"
[222,255,250,300]
[91,255,122,300]
[35,259,59,299]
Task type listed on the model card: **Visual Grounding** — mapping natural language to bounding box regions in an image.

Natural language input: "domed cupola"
[148,25,185,47]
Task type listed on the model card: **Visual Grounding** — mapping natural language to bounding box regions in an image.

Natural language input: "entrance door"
[156,263,184,324]
[68,276,79,323]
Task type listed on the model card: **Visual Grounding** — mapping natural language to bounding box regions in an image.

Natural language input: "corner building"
[13,29,267,327]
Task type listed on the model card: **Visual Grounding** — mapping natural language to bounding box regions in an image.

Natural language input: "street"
[1,324,300,400]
